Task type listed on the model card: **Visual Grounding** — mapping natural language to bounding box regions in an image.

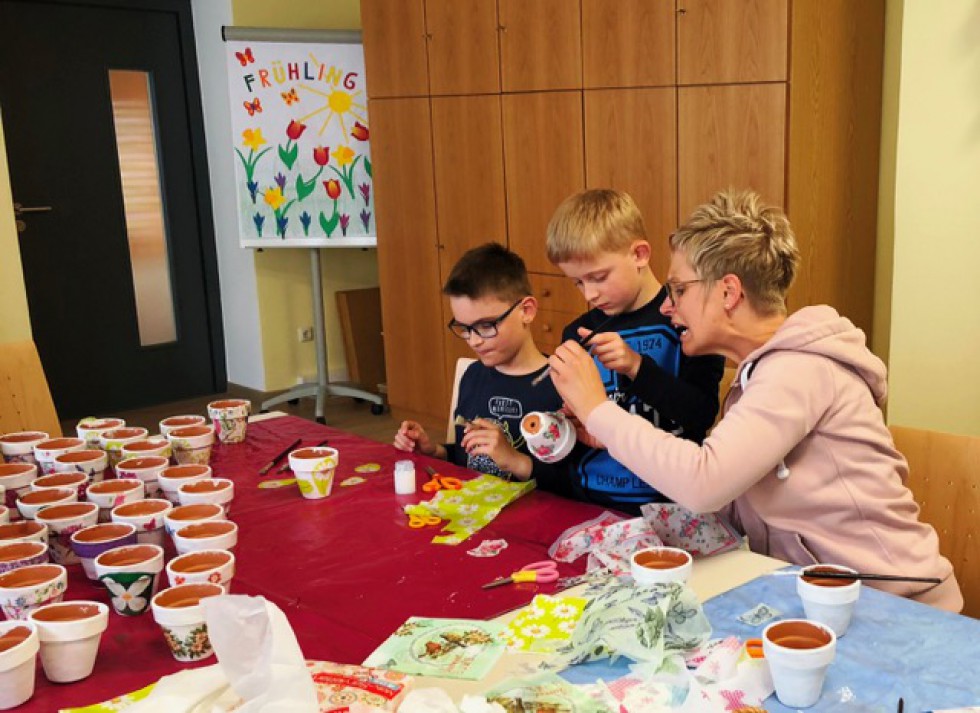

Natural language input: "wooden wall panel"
[499,0,582,91]
[360,0,428,98]
[582,0,675,88]
[425,0,500,95]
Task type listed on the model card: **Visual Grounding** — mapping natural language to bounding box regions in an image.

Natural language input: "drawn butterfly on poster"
[225,39,375,248]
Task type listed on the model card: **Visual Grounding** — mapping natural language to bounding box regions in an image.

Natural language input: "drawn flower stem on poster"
[235,128,272,204]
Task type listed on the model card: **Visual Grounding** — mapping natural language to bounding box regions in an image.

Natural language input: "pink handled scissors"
[481,560,560,589]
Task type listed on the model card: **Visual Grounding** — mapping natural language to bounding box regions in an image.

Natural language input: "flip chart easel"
[222,26,384,422]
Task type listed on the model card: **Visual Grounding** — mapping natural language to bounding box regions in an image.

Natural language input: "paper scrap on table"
[354,462,381,473]
[502,594,587,653]
[640,502,743,557]
[340,476,367,487]
[466,538,508,557]
[362,617,507,680]
[549,513,663,576]
[306,661,411,711]
[544,575,711,671]
[737,602,781,626]
[580,636,773,712]
[404,474,534,545]
[486,673,608,712]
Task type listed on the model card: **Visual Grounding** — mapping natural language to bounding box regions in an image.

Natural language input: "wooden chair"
[0,341,62,437]
[446,358,476,443]
[890,425,980,618]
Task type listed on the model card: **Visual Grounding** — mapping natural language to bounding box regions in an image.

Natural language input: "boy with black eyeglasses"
[546,189,725,513]
[393,243,565,483]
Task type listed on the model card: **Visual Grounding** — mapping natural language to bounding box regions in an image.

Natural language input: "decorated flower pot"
[31,471,89,501]
[0,464,36,519]
[166,549,235,591]
[52,449,107,483]
[86,480,144,523]
[116,456,169,501]
[151,583,224,662]
[157,464,212,505]
[165,426,215,466]
[206,399,251,445]
[520,411,577,464]
[158,415,205,438]
[93,544,165,616]
[120,438,172,465]
[164,503,224,538]
[110,499,172,547]
[70,523,138,580]
[0,521,48,547]
[177,478,234,515]
[32,438,85,476]
[16,488,76,522]
[28,601,108,683]
[172,520,238,556]
[288,447,338,500]
[35,503,99,566]
[98,427,149,477]
[75,418,125,450]
[0,542,48,576]
[0,432,48,467]
[0,564,67,620]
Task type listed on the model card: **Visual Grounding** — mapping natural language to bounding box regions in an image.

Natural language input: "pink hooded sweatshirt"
[587,305,963,611]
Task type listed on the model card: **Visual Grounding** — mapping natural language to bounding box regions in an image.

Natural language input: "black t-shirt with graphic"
[443,361,566,489]
[562,287,725,513]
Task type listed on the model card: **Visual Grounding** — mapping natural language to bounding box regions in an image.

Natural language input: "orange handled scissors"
[422,466,462,492]
[408,513,442,529]
[482,560,560,589]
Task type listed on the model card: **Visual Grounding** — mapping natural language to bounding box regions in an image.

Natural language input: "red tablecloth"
[31,415,608,710]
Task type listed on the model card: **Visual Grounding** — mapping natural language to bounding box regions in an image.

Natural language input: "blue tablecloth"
[563,571,980,712]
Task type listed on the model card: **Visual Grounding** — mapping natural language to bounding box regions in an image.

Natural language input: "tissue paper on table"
[544,575,711,671]
[580,637,773,712]
[485,673,610,712]
[119,595,319,712]
[549,514,663,576]
[640,503,742,557]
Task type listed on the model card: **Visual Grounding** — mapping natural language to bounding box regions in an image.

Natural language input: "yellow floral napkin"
[502,594,588,653]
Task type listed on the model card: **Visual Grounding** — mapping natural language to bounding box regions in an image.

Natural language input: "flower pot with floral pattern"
[70,523,138,580]
[157,464,212,505]
[0,620,39,709]
[35,503,99,566]
[163,503,225,538]
[93,544,165,616]
[165,426,215,466]
[151,582,224,662]
[53,449,108,484]
[0,521,48,547]
[110,499,172,548]
[0,464,36,519]
[177,478,235,515]
[206,399,251,445]
[86,479,144,523]
[32,438,85,476]
[172,520,238,556]
[16,488,76,522]
[28,601,108,683]
[288,447,339,500]
[75,418,125,450]
[98,428,149,477]
[116,456,169,501]
[121,439,172,465]
[0,432,48,467]
[31,471,89,501]
[158,415,205,438]
[0,564,67,620]
[0,542,48,576]
[166,549,235,592]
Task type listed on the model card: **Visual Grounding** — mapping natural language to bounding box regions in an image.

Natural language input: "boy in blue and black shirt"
[546,189,725,514]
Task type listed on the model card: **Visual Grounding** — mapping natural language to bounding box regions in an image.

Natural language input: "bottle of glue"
[394,460,416,495]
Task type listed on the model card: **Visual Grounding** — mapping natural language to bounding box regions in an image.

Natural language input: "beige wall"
[232,0,377,390]
[882,0,980,435]
[0,113,33,343]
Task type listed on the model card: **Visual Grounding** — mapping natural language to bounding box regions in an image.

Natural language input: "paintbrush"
[275,438,328,473]
[258,437,301,475]
[771,570,942,585]
[531,313,618,387]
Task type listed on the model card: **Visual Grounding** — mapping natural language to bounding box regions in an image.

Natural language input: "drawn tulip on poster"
[235,128,271,204]
[295,145,329,203]
[278,120,306,170]
[319,179,341,236]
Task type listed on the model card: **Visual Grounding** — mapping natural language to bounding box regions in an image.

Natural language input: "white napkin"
[126,595,318,712]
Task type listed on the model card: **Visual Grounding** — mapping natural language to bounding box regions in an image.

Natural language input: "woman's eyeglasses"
[448,299,524,340]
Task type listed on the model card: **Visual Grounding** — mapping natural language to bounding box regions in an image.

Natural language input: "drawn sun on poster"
[293,54,367,137]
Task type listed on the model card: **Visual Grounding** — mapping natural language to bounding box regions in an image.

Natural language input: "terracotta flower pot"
[110,499,172,547]
[120,439,172,465]
[35,503,99,566]
[165,426,215,467]
[16,488,76,522]
[157,464,212,505]
[0,464,36,518]
[86,479,144,523]
[98,427,149,476]
[206,399,251,445]
[0,621,39,709]
[0,564,67,620]
[52,449,107,484]
[288,447,338,500]
[177,478,234,515]
[93,544,165,616]
[0,432,48,467]
[151,583,224,662]
[32,438,85,476]
[116,456,169,501]
[0,521,48,547]
[158,415,205,438]
[0,542,48,575]
[163,503,225,538]
[28,600,109,683]
[75,418,125,450]
[31,471,89,500]
[166,549,235,591]
[70,523,138,580]
[172,520,238,556]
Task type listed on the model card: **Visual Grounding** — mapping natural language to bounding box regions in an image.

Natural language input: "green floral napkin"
[485,672,613,712]
[405,474,535,545]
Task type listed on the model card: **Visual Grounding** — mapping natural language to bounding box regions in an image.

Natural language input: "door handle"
[14,202,53,216]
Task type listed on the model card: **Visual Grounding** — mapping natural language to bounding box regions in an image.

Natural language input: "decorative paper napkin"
[548,513,663,575]
[404,475,535,545]
[485,673,610,712]
[545,575,711,671]
[362,617,507,680]
[640,503,742,557]
[501,594,588,653]
[306,661,411,711]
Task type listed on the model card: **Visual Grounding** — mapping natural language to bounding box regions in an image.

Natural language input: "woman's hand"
[548,340,609,425]
[560,406,605,450]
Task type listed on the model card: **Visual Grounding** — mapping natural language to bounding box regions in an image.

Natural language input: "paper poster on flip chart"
[225,39,375,248]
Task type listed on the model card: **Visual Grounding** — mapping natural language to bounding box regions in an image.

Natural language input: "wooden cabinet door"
[499,0,582,91]
[503,91,585,275]
[585,88,677,279]
[582,0,675,88]
[361,0,429,98]
[678,83,786,220]
[425,0,500,95]
[677,0,788,85]
[370,98,448,418]
[431,95,508,389]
